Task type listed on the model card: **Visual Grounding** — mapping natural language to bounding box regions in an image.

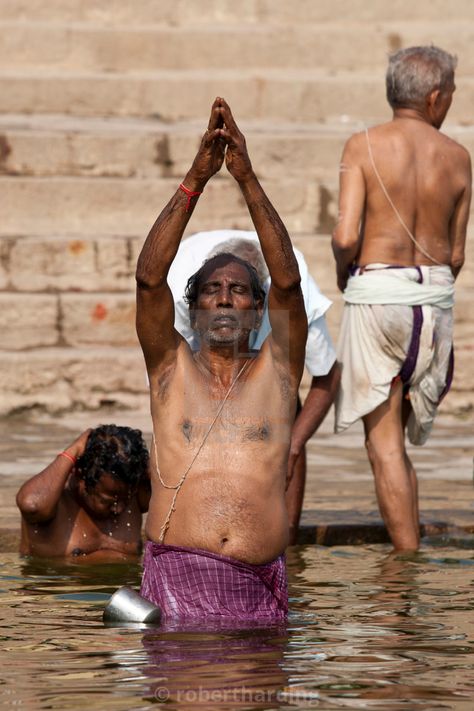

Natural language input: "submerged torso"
[19,486,143,559]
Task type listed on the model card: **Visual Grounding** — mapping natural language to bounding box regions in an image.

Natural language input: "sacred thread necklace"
[152,357,252,543]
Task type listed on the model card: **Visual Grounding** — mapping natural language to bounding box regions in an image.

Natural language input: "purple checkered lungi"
[140,541,288,622]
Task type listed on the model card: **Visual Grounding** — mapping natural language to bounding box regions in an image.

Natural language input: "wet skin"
[19,472,144,560]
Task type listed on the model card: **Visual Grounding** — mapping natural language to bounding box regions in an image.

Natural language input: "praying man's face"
[191,258,262,348]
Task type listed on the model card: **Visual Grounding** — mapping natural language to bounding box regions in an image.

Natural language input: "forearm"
[238,174,300,289]
[291,366,340,454]
[16,455,73,522]
[331,235,359,291]
[136,173,204,290]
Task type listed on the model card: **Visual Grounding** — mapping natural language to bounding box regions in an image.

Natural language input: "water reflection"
[141,624,289,708]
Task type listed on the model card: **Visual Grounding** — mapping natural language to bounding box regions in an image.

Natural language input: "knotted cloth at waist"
[343,264,454,309]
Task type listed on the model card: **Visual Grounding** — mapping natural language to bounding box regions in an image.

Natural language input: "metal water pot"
[103,586,161,625]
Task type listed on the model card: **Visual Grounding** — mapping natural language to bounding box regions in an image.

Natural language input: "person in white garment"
[168,229,340,543]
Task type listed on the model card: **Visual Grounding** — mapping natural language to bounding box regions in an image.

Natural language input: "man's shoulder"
[343,129,367,155]
[442,133,471,163]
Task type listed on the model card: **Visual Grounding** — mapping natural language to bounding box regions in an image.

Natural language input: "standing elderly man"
[332,46,471,551]
[167,230,339,543]
[135,98,307,622]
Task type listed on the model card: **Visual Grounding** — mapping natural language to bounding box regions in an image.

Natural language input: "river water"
[1,410,473,709]
[1,542,474,709]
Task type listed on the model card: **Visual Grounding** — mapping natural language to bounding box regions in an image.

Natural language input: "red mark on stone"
[69,240,86,254]
[92,303,108,321]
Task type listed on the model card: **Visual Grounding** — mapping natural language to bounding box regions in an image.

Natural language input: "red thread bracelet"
[179,183,202,211]
[58,451,77,465]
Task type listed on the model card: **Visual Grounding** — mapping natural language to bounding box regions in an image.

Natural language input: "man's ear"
[427,88,441,111]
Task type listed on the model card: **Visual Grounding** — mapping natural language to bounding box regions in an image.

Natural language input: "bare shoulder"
[448,136,471,168]
[441,133,472,183]
[342,130,367,160]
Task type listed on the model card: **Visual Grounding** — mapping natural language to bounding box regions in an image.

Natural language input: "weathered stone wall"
[0,0,473,414]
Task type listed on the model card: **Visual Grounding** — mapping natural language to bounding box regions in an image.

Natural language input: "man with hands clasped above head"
[136,98,307,622]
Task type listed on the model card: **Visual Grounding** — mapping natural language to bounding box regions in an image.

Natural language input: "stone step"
[2,71,474,124]
[4,172,474,244]
[1,115,473,181]
[0,175,321,236]
[0,21,471,74]
[3,0,474,25]
[2,234,135,292]
[0,346,148,416]
[0,114,350,180]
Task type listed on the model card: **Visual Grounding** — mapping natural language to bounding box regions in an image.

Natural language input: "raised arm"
[332,133,366,291]
[16,430,90,524]
[218,99,307,379]
[136,99,226,375]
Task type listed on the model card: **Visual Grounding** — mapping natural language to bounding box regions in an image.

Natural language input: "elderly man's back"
[353,118,468,268]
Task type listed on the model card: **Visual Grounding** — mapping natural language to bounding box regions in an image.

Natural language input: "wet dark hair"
[75,424,149,492]
[184,252,266,308]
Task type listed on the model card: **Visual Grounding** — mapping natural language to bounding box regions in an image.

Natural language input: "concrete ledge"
[298,510,474,546]
[3,516,473,554]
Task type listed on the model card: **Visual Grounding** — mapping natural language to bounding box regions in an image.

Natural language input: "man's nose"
[216,286,232,307]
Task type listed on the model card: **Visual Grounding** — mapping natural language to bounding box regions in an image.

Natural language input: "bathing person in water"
[332,46,471,551]
[16,425,150,560]
[136,98,307,621]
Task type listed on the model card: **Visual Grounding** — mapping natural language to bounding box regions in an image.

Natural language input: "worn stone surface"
[1,22,474,75]
[8,236,134,292]
[2,0,474,26]
[3,72,474,125]
[0,175,319,236]
[1,116,473,181]
[61,293,137,347]
[0,293,58,349]
[0,347,148,415]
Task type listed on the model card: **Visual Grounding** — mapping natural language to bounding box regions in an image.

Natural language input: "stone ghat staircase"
[1,0,473,414]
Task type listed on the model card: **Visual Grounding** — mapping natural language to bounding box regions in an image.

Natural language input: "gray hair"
[207,238,269,285]
[386,45,457,109]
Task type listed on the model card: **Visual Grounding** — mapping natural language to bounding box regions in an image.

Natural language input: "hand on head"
[68,428,92,461]
[188,98,254,187]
